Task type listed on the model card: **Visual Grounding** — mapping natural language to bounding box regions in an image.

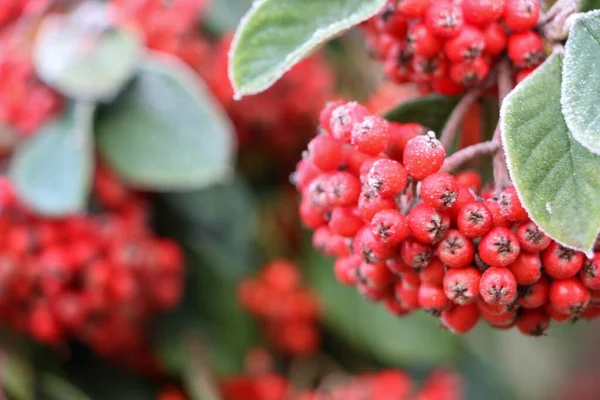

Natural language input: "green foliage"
[304,249,459,366]
[229,0,387,97]
[39,373,91,400]
[384,95,460,134]
[501,54,600,254]
[204,0,254,34]
[96,52,235,191]
[562,10,600,155]
[10,103,94,217]
[34,2,141,102]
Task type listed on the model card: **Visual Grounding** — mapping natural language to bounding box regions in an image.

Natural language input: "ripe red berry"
[400,237,433,268]
[443,266,480,305]
[293,160,321,190]
[407,204,449,244]
[371,209,409,245]
[398,0,434,18]
[479,305,517,327]
[516,308,550,336]
[367,159,408,197]
[549,278,590,315]
[359,261,394,288]
[437,229,475,268]
[325,171,361,207]
[403,133,446,180]
[377,6,409,37]
[386,122,425,160]
[406,22,442,58]
[385,297,412,316]
[440,303,479,333]
[450,56,490,87]
[461,0,505,26]
[580,255,600,290]
[329,207,363,237]
[411,55,448,82]
[387,257,414,275]
[420,172,459,210]
[545,302,572,322]
[432,75,464,95]
[517,276,549,309]
[330,102,369,143]
[482,22,507,56]
[320,100,345,134]
[334,255,361,285]
[541,242,585,280]
[358,189,397,221]
[503,0,540,32]
[307,135,344,171]
[419,257,446,285]
[479,266,518,305]
[507,31,544,68]
[351,115,390,155]
[418,283,451,314]
[394,280,420,310]
[498,186,528,222]
[482,200,509,227]
[444,26,486,62]
[516,221,551,252]
[506,251,542,285]
[353,227,395,264]
[478,227,521,268]
[300,199,326,229]
[457,201,493,238]
[425,1,464,38]
[401,269,423,288]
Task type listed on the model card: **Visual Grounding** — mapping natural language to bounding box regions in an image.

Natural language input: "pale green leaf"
[229,0,387,97]
[501,53,600,254]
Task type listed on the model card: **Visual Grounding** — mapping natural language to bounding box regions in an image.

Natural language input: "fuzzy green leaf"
[501,53,600,254]
[10,103,95,216]
[562,10,600,155]
[204,0,253,34]
[229,0,387,97]
[384,95,460,133]
[96,52,235,191]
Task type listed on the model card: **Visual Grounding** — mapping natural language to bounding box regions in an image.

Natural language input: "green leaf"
[39,373,91,400]
[384,95,460,133]
[96,52,236,191]
[580,0,600,12]
[10,103,95,216]
[305,249,459,366]
[501,53,600,254]
[34,2,141,102]
[229,0,387,97]
[562,10,600,155]
[3,352,34,400]
[204,0,254,34]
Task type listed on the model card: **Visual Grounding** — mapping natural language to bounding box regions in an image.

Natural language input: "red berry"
[377,6,409,37]
[461,0,505,26]
[358,189,397,221]
[367,159,408,197]
[432,75,465,95]
[542,242,584,280]
[437,229,475,268]
[479,266,517,305]
[420,172,459,210]
[418,283,451,314]
[403,133,446,180]
[394,280,420,310]
[419,257,446,285]
[406,23,442,58]
[329,207,363,237]
[450,56,490,87]
[386,122,425,161]
[400,237,433,268]
[503,0,540,31]
[482,200,509,227]
[477,297,508,315]
[307,135,344,171]
[353,227,395,264]
[407,204,449,244]
[498,186,528,222]
[425,1,464,38]
[443,266,480,305]
[549,278,590,315]
[580,255,600,290]
[398,0,433,18]
[507,251,541,285]
[516,221,551,252]
[320,100,345,134]
[401,269,423,288]
[483,22,507,56]
[516,308,550,336]
[507,31,544,68]
[330,102,369,143]
[479,304,517,327]
[457,201,493,238]
[411,55,447,82]
[359,261,394,288]
[478,227,521,268]
[385,297,412,316]
[517,276,549,309]
[387,257,414,275]
[440,303,479,333]
[371,209,409,245]
[326,171,361,207]
[444,26,486,62]
[334,255,361,285]
[293,160,321,190]
[351,115,390,155]
[455,170,482,192]
[545,302,571,322]
[449,186,477,222]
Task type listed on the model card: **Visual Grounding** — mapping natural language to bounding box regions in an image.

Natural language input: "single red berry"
[455,170,482,192]
[377,6,409,37]
[406,22,442,58]
[329,207,363,237]
[443,266,480,305]
[432,75,465,95]
[320,100,345,134]
[478,227,521,268]
[293,160,321,190]
[449,186,476,222]
[385,297,412,316]
[400,237,433,268]
[398,0,433,18]
[325,171,361,207]
[359,261,394,288]
[517,276,549,309]
[482,22,507,56]
[480,266,518,305]
[437,229,475,268]
[425,1,464,38]
[440,303,480,333]
[503,0,540,31]
[307,135,344,171]
[479,305,517,327]
[343,147,371,176]
[353,227,396,264]
[420,172,459,210]
[386,122,425,161]
[445,26,486,62]
[387,257,414,275]
[516,221,551,252]
[507,251,541,285]
[411,55,448,82]
[403,132,446,180]
[482,200,509,227]
[351,116,391,155]
[29,303,61,343]
[477,297,508,314]
[359,281,393,301]
[330,102,370,143]
[507,31,544,68]
[461,0,505,25]
[457,201,493,238]
[334,255,361,285]
[549,278,590,315]
[450,56,490,87]
[394,280,420,310]
[367,159,408,198]
[358,189,397,221]
[419,257,446,285]
[516,308,550,336]
[305,173,332,209]
[580,254,600,290]
[545,302,572,322]
[418,283,451,314]
[498,186,528,222]
[371,209,409,245]
[407,204,450,244]
[542,242,585,279]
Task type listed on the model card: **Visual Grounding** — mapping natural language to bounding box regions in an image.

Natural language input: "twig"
[492,59,513,192]
[539,0,581,41]
[442,141,500,172]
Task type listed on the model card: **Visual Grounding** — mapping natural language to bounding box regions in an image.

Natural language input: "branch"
[539,0,582,41]
[493,59,513,191]
[442,141,500,172]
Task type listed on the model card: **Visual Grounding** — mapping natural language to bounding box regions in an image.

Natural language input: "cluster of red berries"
[294,101,600,336]
[0,167,183,370]
[362,0,545,94]
[220,367,462,400]
[238,259,321,356]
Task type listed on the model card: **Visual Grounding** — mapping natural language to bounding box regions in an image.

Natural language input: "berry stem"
[493,59,513,192]
[539,0,581,41]
[442,141,500,172]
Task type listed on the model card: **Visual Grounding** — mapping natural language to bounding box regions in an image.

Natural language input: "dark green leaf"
[229,0,387,97]
[384,95,460,133]
[10,103,94,216]
[3,352,34,400]
[34,2,141,102]
[96,52,235,191]
[501,53,600,254]
[562,10,600,154]
[39,373,91,400]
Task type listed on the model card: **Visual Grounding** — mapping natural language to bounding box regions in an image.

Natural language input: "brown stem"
[493,59,513,192]
[538,0,581,41]
[442,141,500,172]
